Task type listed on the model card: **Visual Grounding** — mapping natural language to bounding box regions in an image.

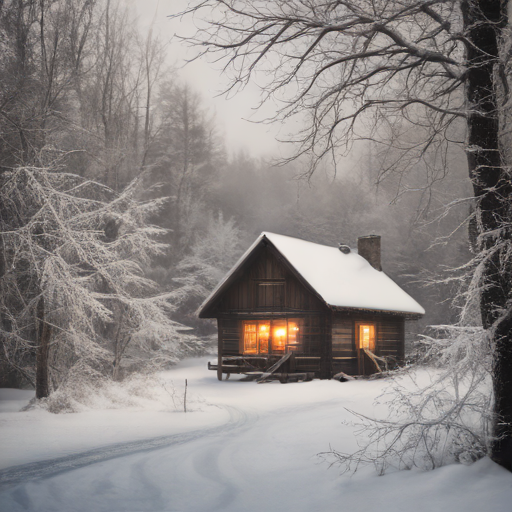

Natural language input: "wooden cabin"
[199,232,424,381]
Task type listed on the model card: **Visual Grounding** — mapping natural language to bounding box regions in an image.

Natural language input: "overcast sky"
[130,0,285,158]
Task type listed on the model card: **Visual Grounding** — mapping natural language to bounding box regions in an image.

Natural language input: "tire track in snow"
[0,404,253,491]
[187,406,257,511]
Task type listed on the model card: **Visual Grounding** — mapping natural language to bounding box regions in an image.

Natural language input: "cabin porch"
[208,350,385,381]
[208,353,317,382]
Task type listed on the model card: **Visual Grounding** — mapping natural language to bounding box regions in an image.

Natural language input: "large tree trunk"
[462,0,512,470]
[35,297,52,399]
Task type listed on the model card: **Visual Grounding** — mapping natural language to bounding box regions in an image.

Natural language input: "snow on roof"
[200,232,425,316]
[263,232,424,315]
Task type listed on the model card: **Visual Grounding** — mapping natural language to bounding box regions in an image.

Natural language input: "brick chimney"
[357,235,382,271]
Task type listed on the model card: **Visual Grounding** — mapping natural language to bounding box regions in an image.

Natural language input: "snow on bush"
[327,325,492,473]
[23,365,202,414]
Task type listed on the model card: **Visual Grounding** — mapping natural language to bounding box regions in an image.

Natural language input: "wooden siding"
[330,313,405,375]
[214,244,325,314]
[220,318,241,355]
[300,315,331,378]
[332,319,354,356]
[301,316,324,355]
[331,317,357,375]
[377,318,404,362]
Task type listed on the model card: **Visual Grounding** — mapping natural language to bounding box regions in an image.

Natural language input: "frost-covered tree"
[327,325,492,472]
[0,165,193,398]
[172,213,243,331]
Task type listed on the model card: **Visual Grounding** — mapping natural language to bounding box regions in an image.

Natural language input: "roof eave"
[328,304,424,319]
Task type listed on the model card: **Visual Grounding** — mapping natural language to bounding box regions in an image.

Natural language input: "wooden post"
[323,313,332,379]
[217,318,223,381]
[184,379,187,413]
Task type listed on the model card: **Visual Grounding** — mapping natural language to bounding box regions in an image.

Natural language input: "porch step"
[257,353,292,383]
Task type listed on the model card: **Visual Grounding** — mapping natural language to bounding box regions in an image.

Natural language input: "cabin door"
[356,322,376,375]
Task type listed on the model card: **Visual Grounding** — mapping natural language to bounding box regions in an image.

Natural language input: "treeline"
[0,0,470,401]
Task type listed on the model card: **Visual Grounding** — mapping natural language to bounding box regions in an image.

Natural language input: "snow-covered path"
[0,399,355,512]
[1,357,511,512]
[0,405,248,491]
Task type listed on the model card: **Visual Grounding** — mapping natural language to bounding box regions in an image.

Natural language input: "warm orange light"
[362,328,370,348]
[275,328,286,337]
[260,325,267,332]
[244,323,258,354]
[359,325,374,350]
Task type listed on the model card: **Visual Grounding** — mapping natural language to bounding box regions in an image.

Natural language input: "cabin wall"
[214,245,325,314]
[377,318,405,362]
[218,313,405,377]
[217,314,331,378]
[331,312,405,376]
[218,318,240,356]
[295,315,331,377]
[331,317,357,375]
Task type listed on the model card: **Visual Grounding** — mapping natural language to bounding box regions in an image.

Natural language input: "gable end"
[199,236,327,317]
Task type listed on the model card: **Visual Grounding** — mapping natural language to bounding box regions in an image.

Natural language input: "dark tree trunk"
[462,0,512,470]
[35,297,52,399]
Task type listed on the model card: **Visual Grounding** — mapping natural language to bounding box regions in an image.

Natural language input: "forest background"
[0,0,471,412]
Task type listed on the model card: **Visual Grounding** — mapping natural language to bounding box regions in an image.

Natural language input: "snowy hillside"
[0,357,511,512]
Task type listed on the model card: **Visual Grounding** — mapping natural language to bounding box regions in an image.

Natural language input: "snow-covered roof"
[199,232,425,317]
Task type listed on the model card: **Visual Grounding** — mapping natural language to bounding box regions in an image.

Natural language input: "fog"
[130,0,285,157]
[0,0,474,388]
[125,0,473,333]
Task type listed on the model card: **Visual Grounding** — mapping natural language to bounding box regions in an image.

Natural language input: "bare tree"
[138,19,167,167]
[174,0,512,470]
[149,82,221,260]
[0,0,97,167]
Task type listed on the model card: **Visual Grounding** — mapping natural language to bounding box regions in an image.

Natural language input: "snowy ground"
[0,357,511,512]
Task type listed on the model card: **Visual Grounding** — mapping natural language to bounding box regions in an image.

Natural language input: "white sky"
[130,0,285,158]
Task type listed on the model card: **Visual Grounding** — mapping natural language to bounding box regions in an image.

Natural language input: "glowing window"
[259,323,270,353]
[272,321,287,353]
[357,323,375,351]
[287,321,300,350]
[243,321,270,354]
[244,323,257,354]
[242,319,302,354]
